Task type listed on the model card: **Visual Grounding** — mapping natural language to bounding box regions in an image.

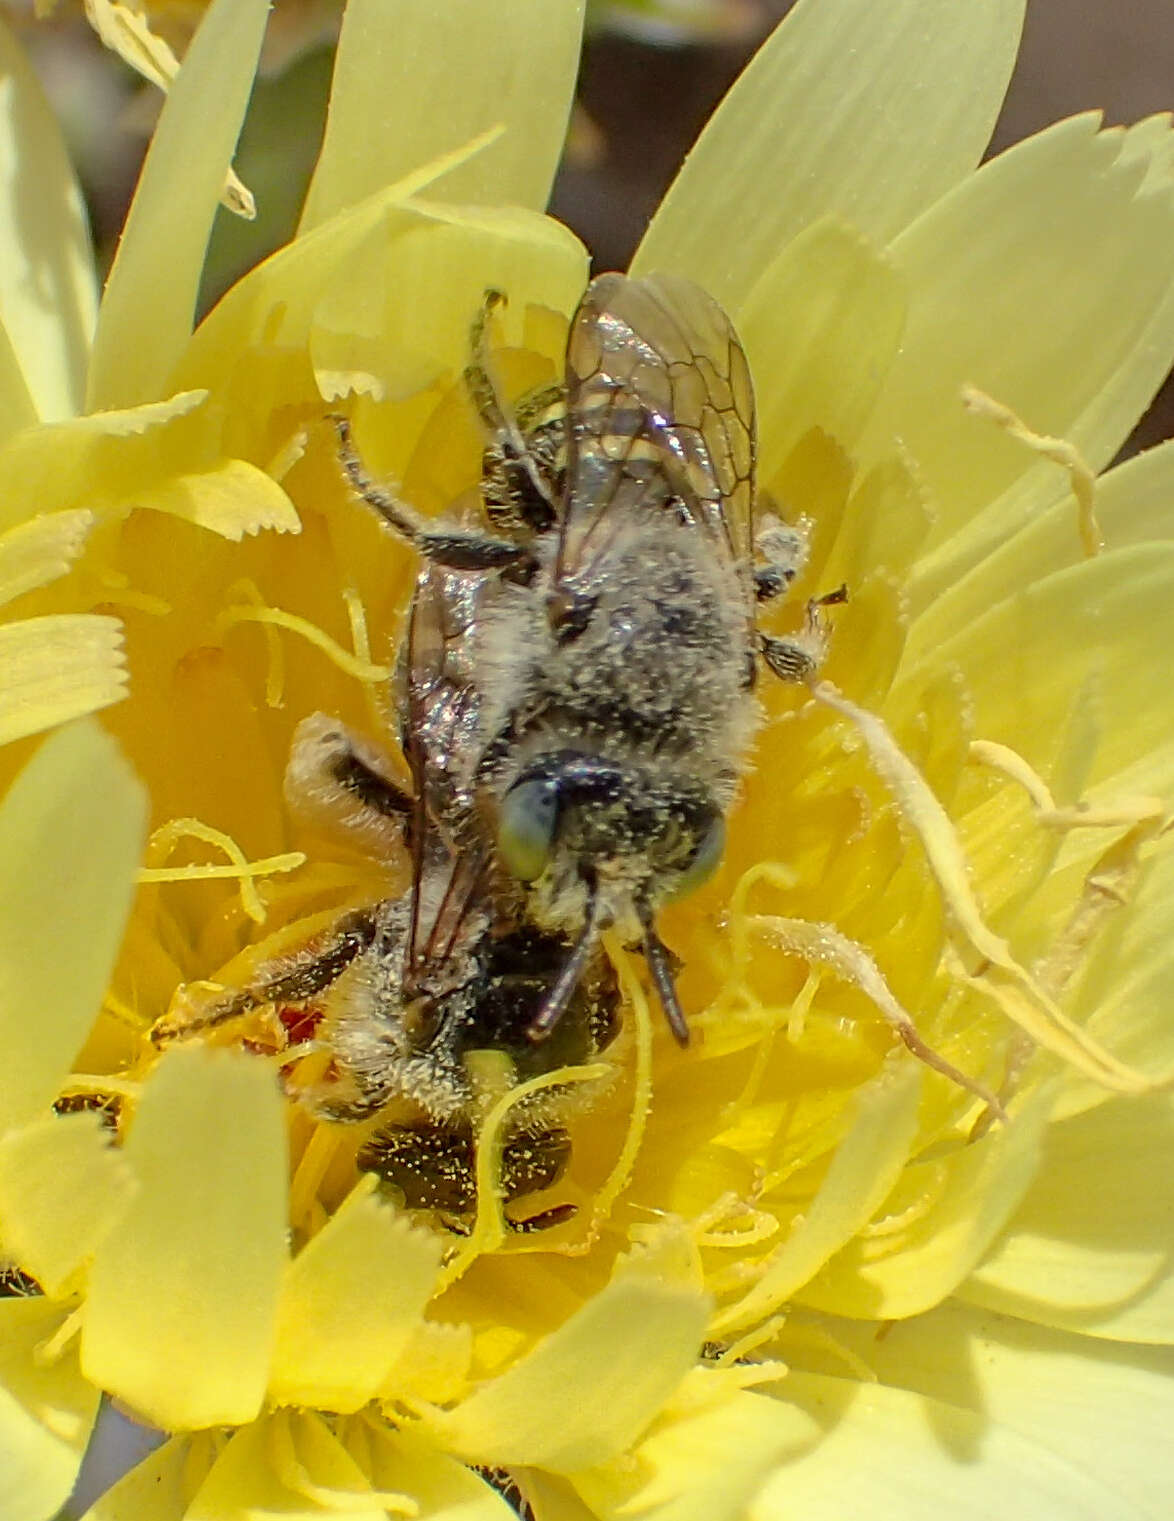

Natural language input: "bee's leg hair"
[332,413,536,574]
[151,906,380,1044]
[760,585,848,684]
[285,713,413,851]
[465,288,561,534]
[754,510,809,604]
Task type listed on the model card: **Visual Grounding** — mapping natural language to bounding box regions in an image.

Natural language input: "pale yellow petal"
[907,433,1174,671]
[712,1063,921,1334]
[142,458,301,540]
[738,219,906,483]
[0,1298,100,1521]
[0,1111,136,1295]
[78,1433,220,1521]
[754,1371,1149,1521]
[633,0,1024,312]
[576,1387,818,1521]
[82,1045,287,1429]
[0,614,127,746]
[797,1085,1052,1320]
[425,1262,712,1471]
[0,720,145,1128]
[0,317,36,443]
[269,1180,441,1412]
[309,199,587,403]
[961,1093,1174,1343]
[900,546,1174,800]
[858,116,1174,611]
[1064,837,1174,1103]
[0,391,207,533]
[84,0,179,93]
[185,1413,407,1521]
[300,0,585,231]
[360,1426,522,1521]
[826,1301,1174,1521]
[85,0,270,411]
[0,13,97,420]
[180,193,587,405]
[0,509,92,607]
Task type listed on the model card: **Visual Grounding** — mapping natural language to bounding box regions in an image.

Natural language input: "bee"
[153,565,620,1234]
[334,272,834,1045]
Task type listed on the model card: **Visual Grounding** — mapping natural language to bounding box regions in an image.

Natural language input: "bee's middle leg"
[285,713,414,851]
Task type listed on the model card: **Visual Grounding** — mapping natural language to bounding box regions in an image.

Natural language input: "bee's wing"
[401,566,489,975]
[558,271,756,578]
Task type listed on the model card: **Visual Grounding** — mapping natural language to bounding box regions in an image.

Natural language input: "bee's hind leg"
[285,712,414,854]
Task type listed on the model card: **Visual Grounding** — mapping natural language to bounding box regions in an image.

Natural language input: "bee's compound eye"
[499,778,559,881]
[670,812,726,900]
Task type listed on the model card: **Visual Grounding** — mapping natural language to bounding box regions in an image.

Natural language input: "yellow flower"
[1,1,1173,1519]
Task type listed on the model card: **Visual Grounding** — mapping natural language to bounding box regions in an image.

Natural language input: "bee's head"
[496,750,725,905]
[496,751,726,1047]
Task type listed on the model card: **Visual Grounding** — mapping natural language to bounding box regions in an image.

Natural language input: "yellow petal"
[185,1412,409,1521]
[81,1045,287,1429]
[907,431,1174,674]
[827,1301,1174,1521]
[903,545,1174,799]
[269,1179,441,1412]
[712,1062,921,1334]
[0,391,207,532]
[0,509,92,608]
[180,193,587,405]
[0,614,127,747]
[961,1093,1174,1343]
[738,219,906,483]
[797,1084,1053,1320]
[1065,838,1174,1105]
[142,458,301,540]
[356,1426,520,1521]
[84,0,180,93]
[0,13,97,421]
[0,318,36,442]
[0,1298,101,1521]
[308,199,587,403]
[575,1386,818,1521]
[0,1111,136,1295]
[300,0,585,231]
[860,116,1174,611]
[85,0,271,411]
[633,0,1024,312]
[0,720,145,1128]
[758,1370,1148,1520]
[78,1432,220,1521]
[426,1249,712,1471]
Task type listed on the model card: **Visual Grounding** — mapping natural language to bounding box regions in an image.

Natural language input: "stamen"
[141,816,305,923]
[436,1059,611,1290]
[216,600,392,695]
[814,682,1173,1095]
[962,384,1102,557]
[751,914,1006,1121]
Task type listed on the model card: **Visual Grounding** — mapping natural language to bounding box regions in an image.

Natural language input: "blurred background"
[8,0,1174,448]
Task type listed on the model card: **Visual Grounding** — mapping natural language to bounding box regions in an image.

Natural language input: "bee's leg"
[753,510,809,605]
[331,414,537,575]
[760,585,849,684]
[285,713,413,854]
[151,906,380,1044]
[465,289,562,534]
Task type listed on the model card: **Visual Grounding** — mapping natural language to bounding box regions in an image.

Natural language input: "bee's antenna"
[527,879,606,1042]
[635,896,690,1047]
